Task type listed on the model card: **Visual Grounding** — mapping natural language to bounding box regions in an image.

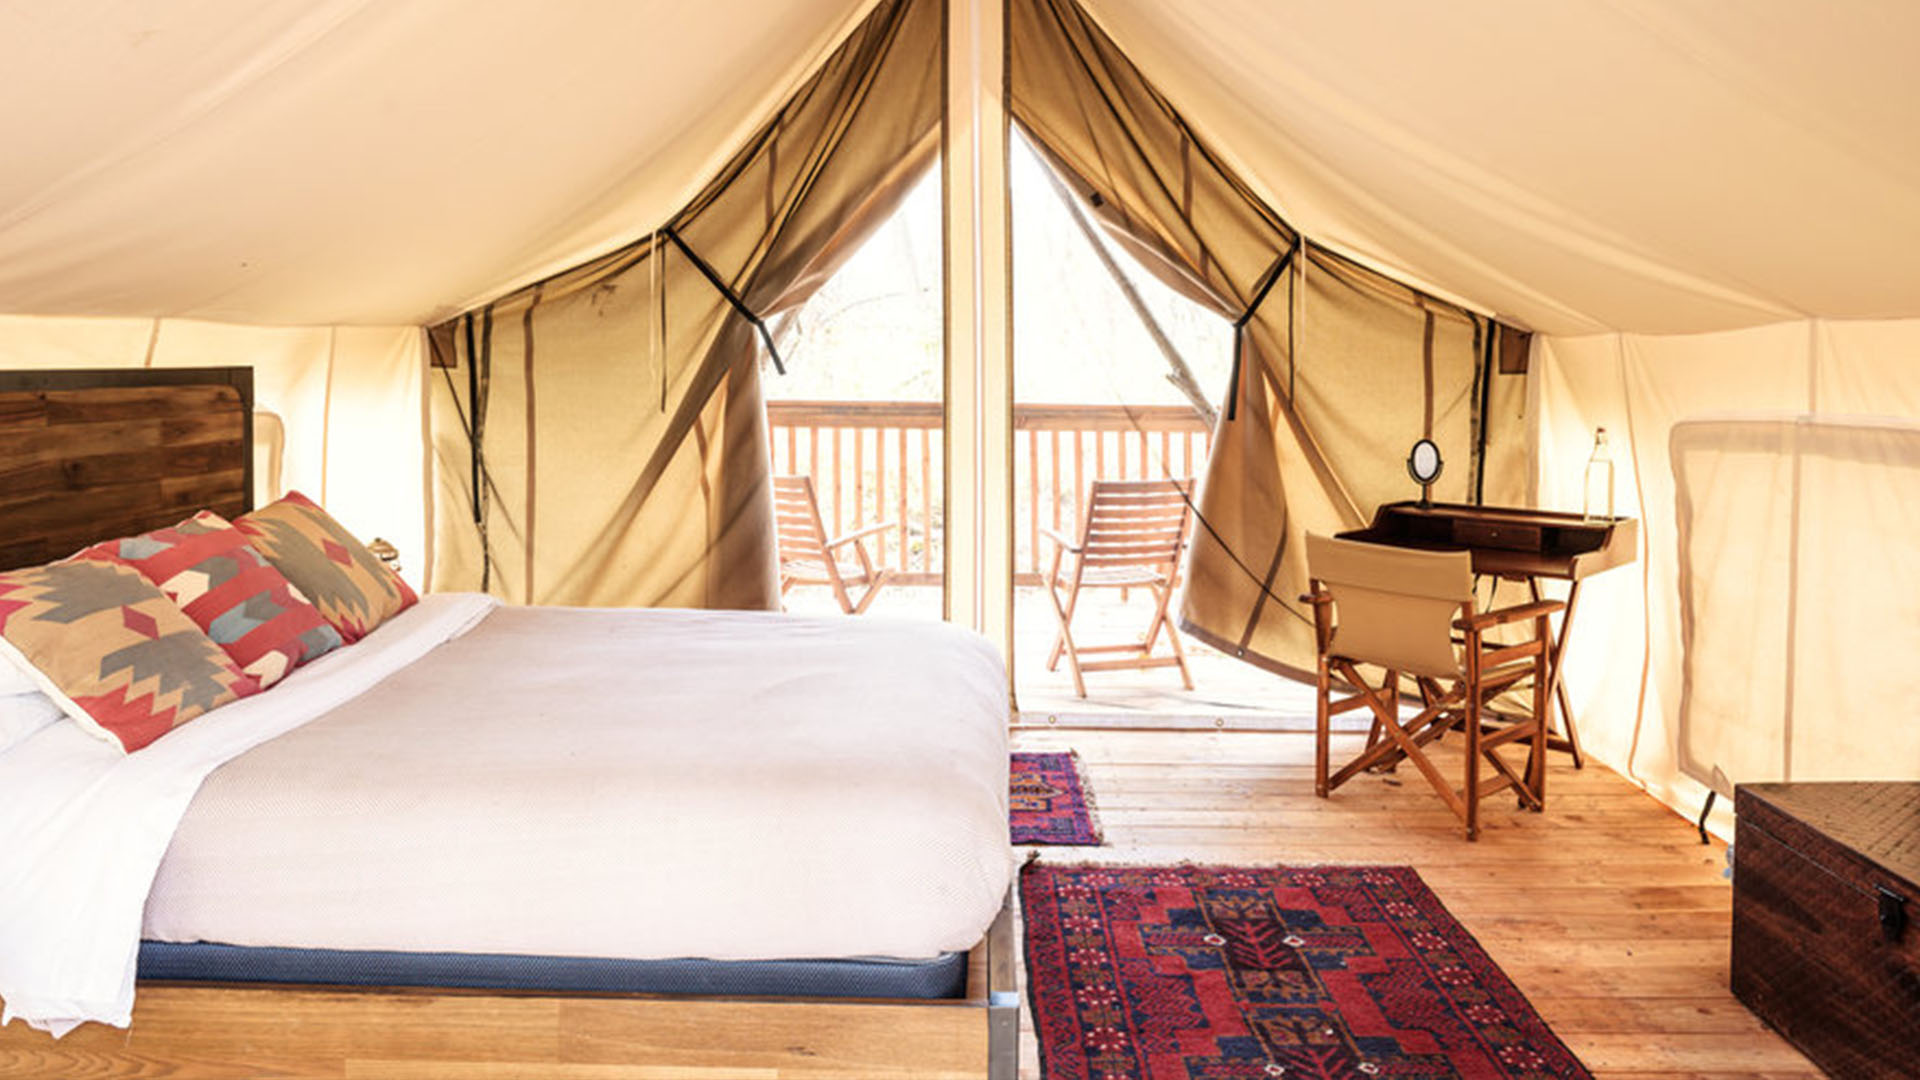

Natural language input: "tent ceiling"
[1083,0,1920,334]
[3,0,1917,334]
[0,0,875,327]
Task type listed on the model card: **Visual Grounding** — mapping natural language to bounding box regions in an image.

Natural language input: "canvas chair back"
[1073,478,1191,575]
[1306,533,1474,679]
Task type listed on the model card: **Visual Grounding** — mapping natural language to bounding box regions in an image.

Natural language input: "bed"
[0,367,1018,1079]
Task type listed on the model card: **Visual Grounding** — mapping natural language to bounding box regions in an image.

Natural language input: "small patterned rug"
[1012,751,1103,846]
[1022,863,1593,1079]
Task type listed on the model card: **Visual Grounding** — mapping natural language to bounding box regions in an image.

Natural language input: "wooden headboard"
[0,367,253,572]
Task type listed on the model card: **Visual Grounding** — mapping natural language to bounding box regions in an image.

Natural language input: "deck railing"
[767,400,1212,584]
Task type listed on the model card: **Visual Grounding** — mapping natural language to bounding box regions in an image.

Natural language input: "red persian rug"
[1022,863,1592,1079]
[1012,751,1103,846]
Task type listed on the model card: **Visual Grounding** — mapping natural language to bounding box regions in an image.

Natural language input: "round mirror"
[1406,439,1443,485]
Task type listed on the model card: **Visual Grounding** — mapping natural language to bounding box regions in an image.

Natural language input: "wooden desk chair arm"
[1040,527,1081,554]
[827,521,897,550]
[1298,588,1335,654]
[1453,599,1565,633]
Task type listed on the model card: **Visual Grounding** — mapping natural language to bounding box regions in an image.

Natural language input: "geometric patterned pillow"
[233,491,417,644]
[80,511,345,689]
[0,558,260,752]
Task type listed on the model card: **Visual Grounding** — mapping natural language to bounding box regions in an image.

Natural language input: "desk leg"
[1529,577,1586,769]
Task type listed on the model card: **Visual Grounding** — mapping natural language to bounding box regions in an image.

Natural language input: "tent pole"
[1037,161,1216,427]
[943,0,1014,670]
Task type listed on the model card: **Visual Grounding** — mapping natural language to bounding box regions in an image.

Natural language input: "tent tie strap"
[661,226,787,375]
[1226,239,1299,421]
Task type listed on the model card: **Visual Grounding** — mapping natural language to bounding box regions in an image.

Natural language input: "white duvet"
[0,598,1012,1038]
[0,594,498,1036]
[142,605,1013,970]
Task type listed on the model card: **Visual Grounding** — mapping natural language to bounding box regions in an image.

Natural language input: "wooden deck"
[783,583,1306,724]
[1009,726,1819,1079]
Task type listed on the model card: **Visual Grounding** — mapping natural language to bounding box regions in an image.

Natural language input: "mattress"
[140,605,1013,968]
[137,941,969,999]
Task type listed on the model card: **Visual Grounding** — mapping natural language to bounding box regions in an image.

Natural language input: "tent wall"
[1533,319,1920,834]
[0,315,424,582]
[1010,0,1529,678]
[427,0,941,611]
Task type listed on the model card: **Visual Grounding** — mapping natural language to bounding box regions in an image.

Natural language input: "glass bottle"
[1583,427,1614,522]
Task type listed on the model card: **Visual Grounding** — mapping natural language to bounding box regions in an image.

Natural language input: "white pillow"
[0,691,63,754]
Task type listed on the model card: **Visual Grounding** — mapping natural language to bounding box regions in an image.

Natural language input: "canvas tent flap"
[1671,416,1920,787]
[428,0,940,611]
[1534,322,1920,835]
[1011,0,1527,677]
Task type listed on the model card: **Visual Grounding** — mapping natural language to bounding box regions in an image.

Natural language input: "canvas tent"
[2,0,1916,834]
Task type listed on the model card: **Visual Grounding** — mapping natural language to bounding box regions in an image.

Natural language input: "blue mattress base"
[137,940,969,1000]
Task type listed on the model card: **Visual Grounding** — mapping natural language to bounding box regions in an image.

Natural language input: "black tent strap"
[473,307,496,593]
[1472,314,1495,505]
[1225,240,1299,422]
[443,313,497,595]
[462,314,483,525]
[1232,243,1298,331]
[661,227,787,375]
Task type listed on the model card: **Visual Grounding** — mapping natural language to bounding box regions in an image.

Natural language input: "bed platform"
[15,897,1015,1080]
[0,367,1018,1079]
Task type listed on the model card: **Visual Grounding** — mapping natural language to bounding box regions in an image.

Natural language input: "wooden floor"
[0,725,1820,1078]
[1009,726,1820,1080]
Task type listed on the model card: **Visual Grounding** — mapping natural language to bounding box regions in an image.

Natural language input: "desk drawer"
[1451,519,1541,553]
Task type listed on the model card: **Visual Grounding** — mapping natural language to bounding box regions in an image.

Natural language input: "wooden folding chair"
[1042,477,1195,698]
[1302,533,1564,840]
[773,475,895,615]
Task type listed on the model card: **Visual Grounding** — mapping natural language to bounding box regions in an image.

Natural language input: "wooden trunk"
[1731,782,1920,1079]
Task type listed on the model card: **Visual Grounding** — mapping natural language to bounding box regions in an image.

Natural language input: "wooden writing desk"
[1339,501,1638,765]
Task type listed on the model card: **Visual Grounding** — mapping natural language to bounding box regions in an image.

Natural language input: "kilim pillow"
[0,558,260,752]
[81,512,344,689]
[234,492,417,643]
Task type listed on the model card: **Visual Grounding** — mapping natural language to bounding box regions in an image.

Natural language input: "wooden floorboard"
[1010,727,1818,1080]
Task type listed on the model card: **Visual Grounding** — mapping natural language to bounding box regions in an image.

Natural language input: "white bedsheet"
[141,607,1012,972]
[0,593,499,1036]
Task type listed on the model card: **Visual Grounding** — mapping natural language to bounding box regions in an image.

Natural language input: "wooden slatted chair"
[1042,477,1195,698]
[773,475,896,614]
[1302,533,1564,840]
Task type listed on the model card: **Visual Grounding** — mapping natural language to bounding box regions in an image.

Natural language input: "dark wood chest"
[1732,782,1920,1078]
